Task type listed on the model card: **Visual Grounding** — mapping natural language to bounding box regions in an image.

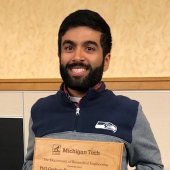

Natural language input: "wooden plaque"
[33,137,123,170]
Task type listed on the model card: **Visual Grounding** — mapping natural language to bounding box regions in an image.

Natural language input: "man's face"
[59,26,110,92]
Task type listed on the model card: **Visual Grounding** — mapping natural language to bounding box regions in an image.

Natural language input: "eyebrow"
[83,41,99,47]
[62,40,99,47]
[62,40,76,46]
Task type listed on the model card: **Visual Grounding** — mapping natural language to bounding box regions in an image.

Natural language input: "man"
[23,9,163,169]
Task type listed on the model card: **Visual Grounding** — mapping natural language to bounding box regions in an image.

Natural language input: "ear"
[103,53,111,72]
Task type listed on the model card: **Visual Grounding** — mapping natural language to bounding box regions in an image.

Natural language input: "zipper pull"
[76,107,80,116]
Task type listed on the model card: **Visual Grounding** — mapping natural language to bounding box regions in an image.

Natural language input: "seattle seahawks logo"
[95,121,117,133]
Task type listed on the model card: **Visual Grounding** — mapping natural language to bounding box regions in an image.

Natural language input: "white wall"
[0,90,169,169]
[0,91,23,118]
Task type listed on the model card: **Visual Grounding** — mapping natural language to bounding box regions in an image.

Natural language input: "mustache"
[66,62,91,70]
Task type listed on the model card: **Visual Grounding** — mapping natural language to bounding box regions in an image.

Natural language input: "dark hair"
[58,9,112,57]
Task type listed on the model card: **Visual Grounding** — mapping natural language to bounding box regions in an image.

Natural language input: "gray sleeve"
[126,104,164,170]
[22,117,35,170]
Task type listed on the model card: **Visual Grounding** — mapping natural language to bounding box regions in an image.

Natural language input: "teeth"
[72,68,85,73]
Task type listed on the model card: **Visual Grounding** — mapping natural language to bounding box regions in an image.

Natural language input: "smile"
[69,67,88,77]
[72,68,86,73]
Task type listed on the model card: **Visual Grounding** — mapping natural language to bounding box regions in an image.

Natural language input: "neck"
[67,87,87,97]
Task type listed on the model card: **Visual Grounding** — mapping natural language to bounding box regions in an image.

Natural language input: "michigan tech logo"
[52,144,61,155]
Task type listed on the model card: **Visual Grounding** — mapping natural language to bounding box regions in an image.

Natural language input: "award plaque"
[33,137,123,170]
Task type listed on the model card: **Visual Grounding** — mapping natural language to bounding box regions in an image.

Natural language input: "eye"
[63,44,74,52]
[85,46,96,53]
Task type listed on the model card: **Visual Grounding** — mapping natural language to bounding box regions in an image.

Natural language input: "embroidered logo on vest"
[95,121,117,133]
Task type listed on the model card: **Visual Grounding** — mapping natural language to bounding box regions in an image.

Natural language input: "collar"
[60,81,105,98]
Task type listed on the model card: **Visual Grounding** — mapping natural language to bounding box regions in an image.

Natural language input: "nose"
[72,47,84,62]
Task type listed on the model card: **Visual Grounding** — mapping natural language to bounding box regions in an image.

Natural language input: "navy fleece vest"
[31,84,139,143]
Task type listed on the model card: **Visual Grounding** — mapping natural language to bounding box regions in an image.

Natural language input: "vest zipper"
[76,107,80,116]
[74,103,80,131]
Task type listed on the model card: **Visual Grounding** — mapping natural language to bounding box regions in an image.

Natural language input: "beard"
[60,61,104,92]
